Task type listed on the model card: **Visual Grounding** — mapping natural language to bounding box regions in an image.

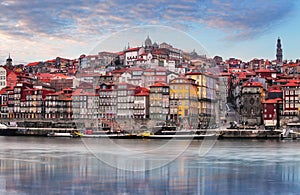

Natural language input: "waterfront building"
[185,72,218,128]
[0,88,8,118]
[8,83,23,119]
[98,83,117,120]
[72,88,99,130]
[149,82,169,121]
[206,74,219,126]
[21,87,54,119]
[263,98,282,128]
[116,82,136,118]
[282,81,300,116]
[0,67,6,90]
[240,82,264,125]
[218,73,230,119]
[133,89,149,119]
[44,88,72,120]
[169,77,198,129]
[185,72,205,127]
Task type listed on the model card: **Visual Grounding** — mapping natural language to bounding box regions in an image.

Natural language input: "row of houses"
[0,68,221,130]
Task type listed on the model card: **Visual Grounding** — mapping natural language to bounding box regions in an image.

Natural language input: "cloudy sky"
[0,0,299,64]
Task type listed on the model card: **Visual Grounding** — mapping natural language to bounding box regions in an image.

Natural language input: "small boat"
[145,133,219,139]
[47,132,73,137]
[0,123,8,129]
[80,133,132,138]
[79,130,134,138]
[142,125,220,139]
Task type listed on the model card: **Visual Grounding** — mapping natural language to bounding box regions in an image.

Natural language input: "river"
[0,136,299,194]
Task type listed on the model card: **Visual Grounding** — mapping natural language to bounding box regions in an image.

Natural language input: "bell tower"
[276,37,283,63]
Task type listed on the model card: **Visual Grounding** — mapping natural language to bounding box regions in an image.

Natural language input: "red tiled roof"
[263,98,282,103]
[269,89,282,93]
[60,97,72,101]
[283,82,300,87]
[63,87,73,91]
[265,60,271,65]
[126,47,139,52]
[46,59,56,63]
[255,69,276,73]
[242,81,263,87]
[150,82,169,87]
[0,88,7,95]
[26,62,40,67]
[135,91,149,96]
[283,63,298,67]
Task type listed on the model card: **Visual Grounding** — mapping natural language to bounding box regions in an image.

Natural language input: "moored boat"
[144,133,219,139]
[47,132,74,137]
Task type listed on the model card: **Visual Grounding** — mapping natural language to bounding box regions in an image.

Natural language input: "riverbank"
[0,125,289,140]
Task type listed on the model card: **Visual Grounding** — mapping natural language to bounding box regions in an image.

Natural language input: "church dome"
[145,35,152,47]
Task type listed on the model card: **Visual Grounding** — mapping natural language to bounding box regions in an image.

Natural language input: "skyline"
[1,0,300,65]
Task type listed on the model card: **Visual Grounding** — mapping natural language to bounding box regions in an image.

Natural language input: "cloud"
[0,0,295,41]
[0,0,297,63]
[200,0,296,40]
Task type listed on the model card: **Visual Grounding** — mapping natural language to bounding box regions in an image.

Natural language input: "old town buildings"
[0,37,299,130]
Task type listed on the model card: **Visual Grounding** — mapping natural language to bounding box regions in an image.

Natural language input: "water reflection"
[0,137,300,194]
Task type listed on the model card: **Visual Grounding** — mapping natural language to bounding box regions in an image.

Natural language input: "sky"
[1,0,300,65]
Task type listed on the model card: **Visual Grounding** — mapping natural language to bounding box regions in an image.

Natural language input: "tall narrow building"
[276,37,283,63]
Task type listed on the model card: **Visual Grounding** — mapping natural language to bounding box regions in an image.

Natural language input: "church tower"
[6,53,12,67]
[276,37,283,63]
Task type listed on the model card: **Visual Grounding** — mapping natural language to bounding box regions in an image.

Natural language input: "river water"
[0,136,300,195]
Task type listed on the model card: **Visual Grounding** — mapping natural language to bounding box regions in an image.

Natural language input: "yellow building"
[169,76,198,129]
[185,72,219,128]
